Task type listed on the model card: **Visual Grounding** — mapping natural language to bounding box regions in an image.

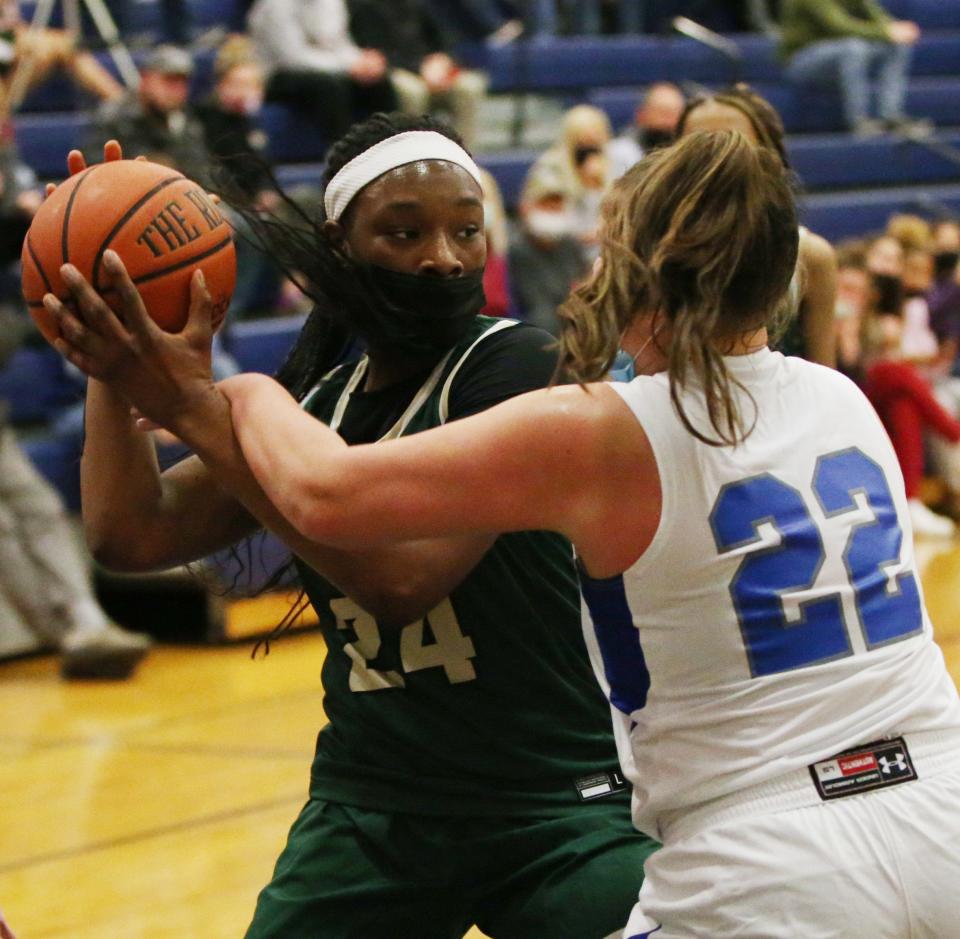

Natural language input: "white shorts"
[624,732,960,939]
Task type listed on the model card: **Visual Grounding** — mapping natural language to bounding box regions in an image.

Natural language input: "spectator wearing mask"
[347,0,488,149]
[886,214,939,365]
[247,0,396,144]
[861,232,960,536]
[834,238,872,377]
[194,36,286,322]
[508,164,590,335]
[194,36,273,205]
[523,105,614,259]
[866,233,905,312]
[608,81,684,178]
[86,45,209,181]
[780,0,927,137]
[888,216,960,518]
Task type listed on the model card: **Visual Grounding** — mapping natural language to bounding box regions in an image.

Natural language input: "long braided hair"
[235,112,471,651]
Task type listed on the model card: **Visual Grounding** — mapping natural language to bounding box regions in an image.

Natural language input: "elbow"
[85,518,167,574]
[87,534,154,574]
[290,502,350,547]
[85,518,127,571]
[283,475,355,547]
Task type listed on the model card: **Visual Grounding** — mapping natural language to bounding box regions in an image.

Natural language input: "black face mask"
[642,128,674,151]
[347,262,487,356]
[872,273,905,315]
[573,145,602,166]
[934,251,960,279]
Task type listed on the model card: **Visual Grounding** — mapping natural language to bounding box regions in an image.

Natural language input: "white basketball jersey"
[580,348,960,839]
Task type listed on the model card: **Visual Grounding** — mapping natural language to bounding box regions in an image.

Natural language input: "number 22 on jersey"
[329,597,478,692]
[710,447,923,678]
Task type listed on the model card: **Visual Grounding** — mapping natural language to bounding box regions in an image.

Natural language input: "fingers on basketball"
[22,159,236,342]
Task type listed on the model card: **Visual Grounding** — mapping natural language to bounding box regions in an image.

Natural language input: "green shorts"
[244,797,658,939]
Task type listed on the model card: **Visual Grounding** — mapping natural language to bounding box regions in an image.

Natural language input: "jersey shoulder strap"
[437,318,520,425]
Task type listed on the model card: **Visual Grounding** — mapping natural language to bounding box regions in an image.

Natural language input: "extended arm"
[80,376,258,570]
[224,371,660,577]
[50,257,494,622]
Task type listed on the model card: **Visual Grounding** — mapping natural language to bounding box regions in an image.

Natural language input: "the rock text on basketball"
[137,200,203,258]
[136,192,224,258]
[184,189,225,232]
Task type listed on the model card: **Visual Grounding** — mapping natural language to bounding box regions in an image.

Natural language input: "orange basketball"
[22,159,236,344]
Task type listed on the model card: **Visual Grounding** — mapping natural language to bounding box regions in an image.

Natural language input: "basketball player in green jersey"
[46,114,657,938]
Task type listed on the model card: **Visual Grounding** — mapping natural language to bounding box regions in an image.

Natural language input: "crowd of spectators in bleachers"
[6,0,960,671]
[0,0,942,322]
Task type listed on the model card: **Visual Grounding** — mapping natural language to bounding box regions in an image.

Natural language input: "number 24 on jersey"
[330,597,478,693]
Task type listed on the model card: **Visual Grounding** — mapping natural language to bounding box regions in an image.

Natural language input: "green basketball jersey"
[297,317,627,816]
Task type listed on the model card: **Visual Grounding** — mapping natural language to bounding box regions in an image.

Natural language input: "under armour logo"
[879,752,907,774]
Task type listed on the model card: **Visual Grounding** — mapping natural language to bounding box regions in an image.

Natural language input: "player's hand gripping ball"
[21,158,236,343]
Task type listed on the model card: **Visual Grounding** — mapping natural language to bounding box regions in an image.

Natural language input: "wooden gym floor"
[2,540,960,939]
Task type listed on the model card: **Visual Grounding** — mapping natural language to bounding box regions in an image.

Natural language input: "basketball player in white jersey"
[56,131,960,937]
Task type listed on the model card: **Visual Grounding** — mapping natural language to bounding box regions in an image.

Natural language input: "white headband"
[323,130,484,221]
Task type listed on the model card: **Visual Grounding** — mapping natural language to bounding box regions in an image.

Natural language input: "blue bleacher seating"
[890,0,960,29]
[187,0,241,31]
[4,317,303,510]
[480,132,960,213]
[801,182,960,242]
[226,313,306,375]
[0,346,80,425]
[460,36,737,93]
[274,163,323,190]
[15,112,89,178]
[462,32,960,95]
[589,75,960,136]
[122,0,164,38]
[20,0,242,42]
[259,105,328,165]
[20,73,78,114]
[10,1,960,512]
[790,131,960,191]
[479,149,540,209]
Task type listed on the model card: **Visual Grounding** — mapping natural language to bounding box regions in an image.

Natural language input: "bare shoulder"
[800,228,837,275]
[490,381,653,511]
[523,382,644,449]
[548,382,662,577]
